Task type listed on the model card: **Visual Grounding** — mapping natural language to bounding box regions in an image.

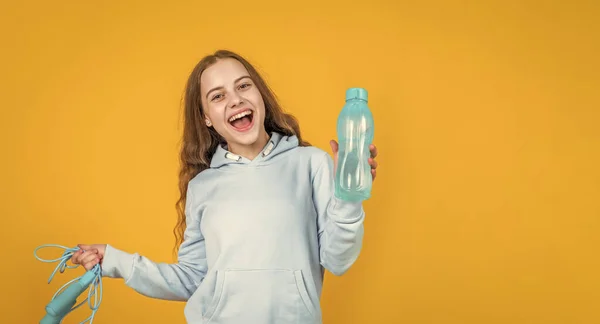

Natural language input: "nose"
[227,92,244,109]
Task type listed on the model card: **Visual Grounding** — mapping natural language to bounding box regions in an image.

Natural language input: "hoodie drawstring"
[224,140,276,162]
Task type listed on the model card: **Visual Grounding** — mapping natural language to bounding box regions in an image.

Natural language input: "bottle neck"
[345,98,367,103]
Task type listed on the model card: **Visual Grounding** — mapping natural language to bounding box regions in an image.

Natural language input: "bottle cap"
[345,87,368,101]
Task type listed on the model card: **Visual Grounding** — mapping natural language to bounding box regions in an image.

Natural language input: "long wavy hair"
[173,49,310,255]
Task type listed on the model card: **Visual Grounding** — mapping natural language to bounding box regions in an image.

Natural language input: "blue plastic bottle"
[334,87,375,202]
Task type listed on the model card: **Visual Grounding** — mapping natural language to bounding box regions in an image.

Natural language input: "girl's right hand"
[70,244,107,270]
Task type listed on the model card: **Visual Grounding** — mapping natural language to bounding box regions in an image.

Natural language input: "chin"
[230,129,262,146]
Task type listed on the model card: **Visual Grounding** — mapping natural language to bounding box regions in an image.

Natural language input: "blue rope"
[34,244,103,324]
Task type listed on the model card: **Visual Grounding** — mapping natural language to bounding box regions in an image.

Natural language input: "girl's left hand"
[330,140,379,181]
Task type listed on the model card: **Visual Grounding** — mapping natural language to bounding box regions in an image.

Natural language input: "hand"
[330,140,379,181]
[70,244,107,270]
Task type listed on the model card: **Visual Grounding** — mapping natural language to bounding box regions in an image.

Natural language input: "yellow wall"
[1,0,598,323]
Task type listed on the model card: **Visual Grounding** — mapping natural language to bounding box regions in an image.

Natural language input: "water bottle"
[334,87,375,202]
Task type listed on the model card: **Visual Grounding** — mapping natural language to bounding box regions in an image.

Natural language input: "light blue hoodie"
[100,132,366,324]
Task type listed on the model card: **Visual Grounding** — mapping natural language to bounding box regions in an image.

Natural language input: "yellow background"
[1,0,599,323]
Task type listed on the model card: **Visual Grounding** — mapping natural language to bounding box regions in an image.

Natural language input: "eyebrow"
[205,75,252,99]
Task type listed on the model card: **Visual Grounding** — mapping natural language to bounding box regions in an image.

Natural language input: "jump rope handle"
[45,270,97,317]
[35,244,103,324]
[39,313,62,324]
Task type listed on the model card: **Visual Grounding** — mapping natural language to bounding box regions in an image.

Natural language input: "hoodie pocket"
[203,269,319,324]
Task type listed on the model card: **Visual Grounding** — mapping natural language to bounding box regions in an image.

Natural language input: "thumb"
[329,140,338,154]
[77,244,92,251]
[330,140,339,175]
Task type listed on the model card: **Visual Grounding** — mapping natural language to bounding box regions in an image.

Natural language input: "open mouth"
[228,109,254,132]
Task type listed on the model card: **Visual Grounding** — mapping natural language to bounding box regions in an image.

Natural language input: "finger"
[81,250,99,265]
[74,250,90,264]
[70,249,83,264]
[371,169,376,180]
[368,158,378,169]
[78,250,97,264]
[75,244,93,263]
[84,258,100,271]
[369,144,378,158]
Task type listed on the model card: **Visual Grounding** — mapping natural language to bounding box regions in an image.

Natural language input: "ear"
[205,118,212,127]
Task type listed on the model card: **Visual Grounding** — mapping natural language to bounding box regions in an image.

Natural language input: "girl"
[71,49,379,324]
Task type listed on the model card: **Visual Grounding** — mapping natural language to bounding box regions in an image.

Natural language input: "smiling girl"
[71,49,379,324]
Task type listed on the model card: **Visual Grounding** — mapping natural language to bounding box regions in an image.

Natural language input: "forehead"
[200,58,249,88]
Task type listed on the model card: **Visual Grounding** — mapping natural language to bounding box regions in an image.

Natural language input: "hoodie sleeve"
[312,151,366,276]
[100,183,208,301]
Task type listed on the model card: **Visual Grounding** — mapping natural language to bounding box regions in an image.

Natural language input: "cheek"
[205,104,223,121]
[249,90,266,112]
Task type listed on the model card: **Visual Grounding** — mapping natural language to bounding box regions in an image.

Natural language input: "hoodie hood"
[210,132,299,168]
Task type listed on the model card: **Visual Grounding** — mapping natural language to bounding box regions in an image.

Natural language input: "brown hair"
[173,49,309,255]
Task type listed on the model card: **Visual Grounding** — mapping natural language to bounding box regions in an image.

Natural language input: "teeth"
[228,110,252,122]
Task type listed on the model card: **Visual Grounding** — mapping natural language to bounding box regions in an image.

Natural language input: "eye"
[211,93,224,102]
[238,82,252,90]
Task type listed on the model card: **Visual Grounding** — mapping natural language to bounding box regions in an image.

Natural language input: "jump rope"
[34,244,103,324]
